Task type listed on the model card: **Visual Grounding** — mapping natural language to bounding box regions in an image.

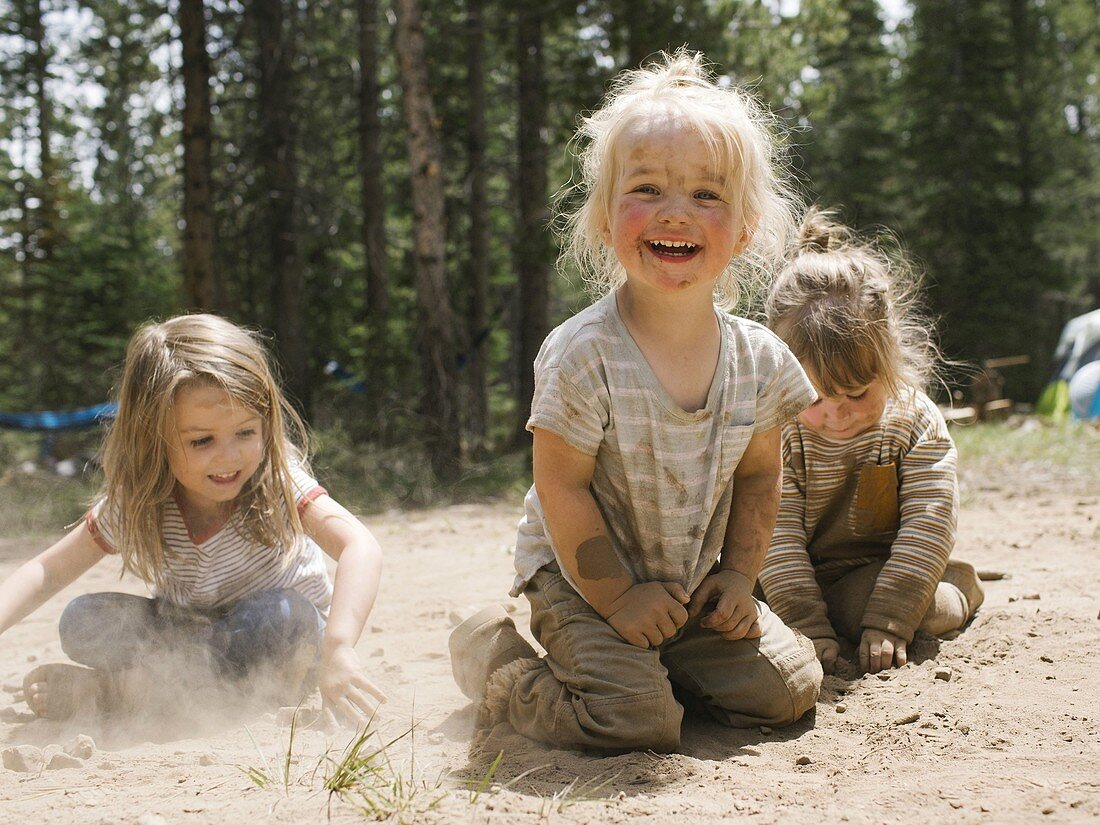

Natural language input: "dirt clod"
[2,745,44,773]
[65,734,96,759]
[46,752,83,770]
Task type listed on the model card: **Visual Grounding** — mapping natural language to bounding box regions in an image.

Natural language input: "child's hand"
[605,582,690,648]
[859,628,907,673]
[319,644,387,728]
[687,570,761,640]
[812,638,840,674]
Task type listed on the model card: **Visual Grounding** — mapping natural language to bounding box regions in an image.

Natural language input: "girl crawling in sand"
[760,209,984,675]
[0,314,385,724]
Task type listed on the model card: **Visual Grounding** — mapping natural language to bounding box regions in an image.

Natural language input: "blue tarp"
[0,402,118,431]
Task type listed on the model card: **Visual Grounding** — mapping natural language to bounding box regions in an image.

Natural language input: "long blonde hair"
[98,314,310,587]
[766,208,937,397]
[558,49,802,311]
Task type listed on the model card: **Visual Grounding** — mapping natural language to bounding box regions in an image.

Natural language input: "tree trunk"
[358,0,389,321]
[252,0,310,413]
[394,0,462,471]
[179,0,221,311]
[514,1,551,444]
[465,0,490,448]
[27,0,55,262]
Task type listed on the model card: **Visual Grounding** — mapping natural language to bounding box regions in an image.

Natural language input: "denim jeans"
[58,588,324,679]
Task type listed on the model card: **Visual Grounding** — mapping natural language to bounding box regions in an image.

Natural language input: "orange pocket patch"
[850,463,900,537]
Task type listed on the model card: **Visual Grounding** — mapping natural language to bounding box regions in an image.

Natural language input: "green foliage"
[953,418,1100,483]
[0,0,1096,454]
[310,420,531,514]
[900,0,1078,398]
[796,0,901,229]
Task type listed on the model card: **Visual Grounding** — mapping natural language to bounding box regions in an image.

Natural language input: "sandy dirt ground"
[1,438,1098,824]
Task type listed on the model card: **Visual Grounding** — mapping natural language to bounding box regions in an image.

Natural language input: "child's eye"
[846,390,869,401]
[695,190,722,201]
[633,184,659,195]
[190,436,213,448]
[237,428,258,438]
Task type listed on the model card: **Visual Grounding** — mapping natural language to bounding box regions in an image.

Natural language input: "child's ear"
[599,219,612,246]
[733,219,757,255]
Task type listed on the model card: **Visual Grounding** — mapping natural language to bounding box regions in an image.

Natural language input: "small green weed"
[240,713,444,822]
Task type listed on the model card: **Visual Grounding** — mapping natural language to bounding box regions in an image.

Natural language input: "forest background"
[1,0,1097,493]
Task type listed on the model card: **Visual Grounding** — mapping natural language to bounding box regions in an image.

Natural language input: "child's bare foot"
[22,663,104,720]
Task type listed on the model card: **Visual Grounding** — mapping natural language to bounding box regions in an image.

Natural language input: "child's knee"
[746,633,822,727]
[777,638,824,723]
[58,595,95,657]
[582,688,683,752]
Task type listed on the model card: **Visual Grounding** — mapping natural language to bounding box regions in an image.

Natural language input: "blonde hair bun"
[797,207,852,254]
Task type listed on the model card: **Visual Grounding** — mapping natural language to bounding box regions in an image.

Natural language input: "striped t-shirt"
[759,388,958,642]
[511,292,816,597]
[86,464,333,613]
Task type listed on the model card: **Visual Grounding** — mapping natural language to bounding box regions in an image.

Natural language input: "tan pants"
[501,565,822,753]
[820,558,980,641]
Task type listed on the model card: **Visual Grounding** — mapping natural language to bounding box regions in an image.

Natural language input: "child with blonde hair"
[761,209,983,675]
[449,51,822,753]
[0,314,385,723]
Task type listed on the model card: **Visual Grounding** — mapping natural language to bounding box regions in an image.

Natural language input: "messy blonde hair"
[98,314,310,588]
[766,208,937,397]
[559,49,802,311]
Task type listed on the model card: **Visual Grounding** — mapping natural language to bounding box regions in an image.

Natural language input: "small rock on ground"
[47,752,84,770]
[65,734,96,759]
[3,744,44,772]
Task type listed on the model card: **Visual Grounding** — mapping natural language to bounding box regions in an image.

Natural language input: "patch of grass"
[311,424,531,515]
[536,771,621,816]
[954,419,1099,473]
[0,472,99,535]
[241,715,444,823]
[466,749,503,805]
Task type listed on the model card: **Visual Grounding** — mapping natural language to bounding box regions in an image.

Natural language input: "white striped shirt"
[760,389,958,641]
[86,465,333,614]
[512,292,816,596]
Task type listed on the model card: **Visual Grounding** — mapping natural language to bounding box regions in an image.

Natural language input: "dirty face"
[798,376,888,441]
[600,118,750,298]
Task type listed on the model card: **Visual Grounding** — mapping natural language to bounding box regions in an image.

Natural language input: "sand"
[1,447,1098,823]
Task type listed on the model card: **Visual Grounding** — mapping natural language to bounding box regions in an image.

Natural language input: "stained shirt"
[511,292,816,598]
[760,388,958,642]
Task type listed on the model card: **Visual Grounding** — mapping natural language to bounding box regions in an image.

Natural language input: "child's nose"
[657,194,691,223]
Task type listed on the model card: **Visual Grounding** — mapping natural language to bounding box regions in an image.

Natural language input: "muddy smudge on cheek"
[575,535,622,581]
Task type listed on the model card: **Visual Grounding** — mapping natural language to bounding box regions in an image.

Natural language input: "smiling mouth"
[209,471,241,483]
[648,240,699,257]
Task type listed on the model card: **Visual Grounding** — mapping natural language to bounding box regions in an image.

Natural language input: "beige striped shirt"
[512,292,815,597]
[87,465,333,614]
[760,388,958,641]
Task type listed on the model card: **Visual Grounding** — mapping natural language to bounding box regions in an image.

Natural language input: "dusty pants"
[819,558,982,642]
[488,565,822,753]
